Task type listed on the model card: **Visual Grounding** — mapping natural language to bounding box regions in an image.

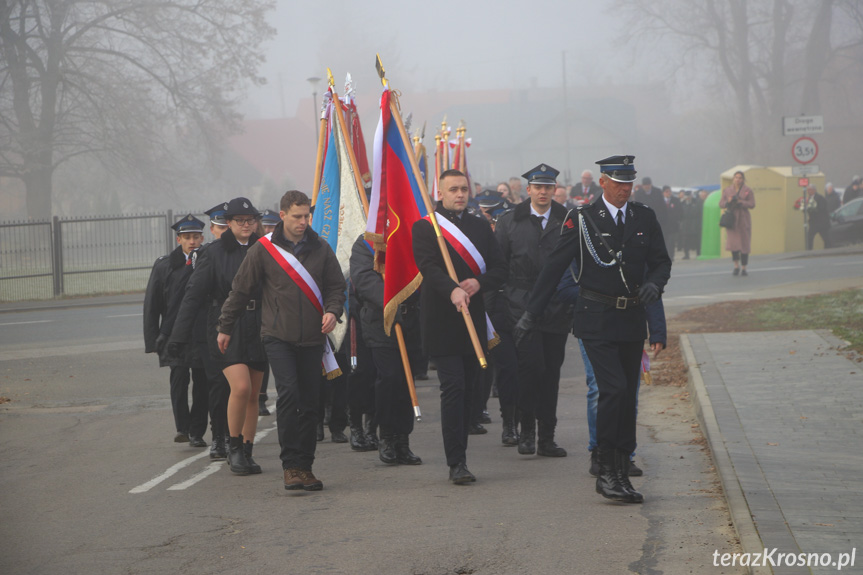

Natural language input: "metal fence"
[0,210,217,302]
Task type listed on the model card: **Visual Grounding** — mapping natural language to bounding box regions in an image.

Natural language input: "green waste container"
[698,191,721,260]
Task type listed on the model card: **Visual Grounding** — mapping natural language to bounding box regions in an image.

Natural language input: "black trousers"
[516,331,568,428]
[348,321,376,420]
[320,351,348,432]
[264,337,323,471]
[433,354,481,467]
[581,338,643,454]
[806,226,830,250]
[168,365,209,437]
[198,341,229,440]
[370,346,417,436]
[490,331,518,409]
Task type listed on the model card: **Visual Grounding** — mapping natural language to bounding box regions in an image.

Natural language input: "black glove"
[638,282,661,305]
[155,333,168,355]
[512,311,538,348]
[166,341,184,359]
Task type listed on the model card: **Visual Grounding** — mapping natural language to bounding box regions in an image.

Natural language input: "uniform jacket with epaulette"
[349,234,421,350]
[494,199,573,334]
[527,197,671,342]
[144,246,202,368]
[170,229,266,364]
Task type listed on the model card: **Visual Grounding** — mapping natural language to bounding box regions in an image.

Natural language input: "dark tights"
[731,251,749,266]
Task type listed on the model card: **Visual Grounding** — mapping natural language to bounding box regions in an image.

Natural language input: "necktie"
[615,211,624,242]
[532,214,545,230]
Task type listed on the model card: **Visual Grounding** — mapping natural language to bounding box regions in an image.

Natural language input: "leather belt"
[246,299,256,311]
[580,288,640,310]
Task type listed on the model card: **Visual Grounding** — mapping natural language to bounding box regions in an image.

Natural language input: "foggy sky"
[243,1,636,120]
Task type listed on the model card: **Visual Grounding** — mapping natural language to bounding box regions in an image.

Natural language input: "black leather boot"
[500,405,519,446]
[227,435,251,475]
[517,416,536,455]
[616,449,644,503]
[363,413,379,449]
[537,421,567,457]
[243,441,262,474]
[595,445,628,501]
[394,434,422,465]
[349,415,374,451]
[209,426,227,460]
[378,434,397,464]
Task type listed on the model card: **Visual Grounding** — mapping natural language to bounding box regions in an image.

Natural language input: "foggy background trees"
[621,0,863,166]
[0,0,275,219]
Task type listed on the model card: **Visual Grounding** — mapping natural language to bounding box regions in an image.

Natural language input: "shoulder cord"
[576,210,632,293]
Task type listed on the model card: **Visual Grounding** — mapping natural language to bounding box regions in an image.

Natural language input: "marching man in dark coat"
[412,169,508,484]
[514,156,671,503]
[494,163,573,457]
[144,215,209,446]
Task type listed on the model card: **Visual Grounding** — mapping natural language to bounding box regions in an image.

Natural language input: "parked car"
[827,198,863,247]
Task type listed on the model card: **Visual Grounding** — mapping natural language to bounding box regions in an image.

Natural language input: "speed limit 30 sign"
[792,136,818,164]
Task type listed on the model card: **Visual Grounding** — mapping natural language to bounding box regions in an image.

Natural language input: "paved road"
[1,248,860,574]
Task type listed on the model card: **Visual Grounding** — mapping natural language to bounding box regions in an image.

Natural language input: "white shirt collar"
[529,204,549,220]
[601,195,626,224]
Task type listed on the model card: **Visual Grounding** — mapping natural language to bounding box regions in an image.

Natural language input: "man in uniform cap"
[260,209,280,235]
[513,155,671,503]
[495,163,573,457]
[205,203,230,240]
[144,215,210,446]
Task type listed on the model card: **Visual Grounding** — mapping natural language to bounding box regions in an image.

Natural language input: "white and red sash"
[259,235,341,379]
[423,215,499,348]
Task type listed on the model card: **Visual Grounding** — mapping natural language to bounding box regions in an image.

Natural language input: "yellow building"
[719,165,826,256]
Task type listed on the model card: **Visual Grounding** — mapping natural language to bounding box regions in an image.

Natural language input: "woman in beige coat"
[720,171,756,276]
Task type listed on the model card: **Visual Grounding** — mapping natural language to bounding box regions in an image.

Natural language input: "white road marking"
[129,450,211,493]
[167,462,223,490]
[106,313,142,318]
[141,415,278,493]
[0,319,53,326]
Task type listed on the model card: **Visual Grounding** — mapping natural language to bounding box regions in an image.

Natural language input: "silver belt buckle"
[616,296,627,310]
[246,300,256,311]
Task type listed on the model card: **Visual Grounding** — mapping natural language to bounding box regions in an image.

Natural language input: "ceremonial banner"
[365,87,428,335]
[312,95,367,350]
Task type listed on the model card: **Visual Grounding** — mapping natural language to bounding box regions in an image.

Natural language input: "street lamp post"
[307,76,321,145]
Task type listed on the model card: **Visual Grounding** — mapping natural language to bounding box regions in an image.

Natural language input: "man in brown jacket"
[218,190,346,491]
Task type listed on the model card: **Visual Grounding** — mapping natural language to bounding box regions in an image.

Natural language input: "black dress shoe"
[449,462,476,484]
[188,436,207,448]
[330,430,348,443]
[537,440,567,457]
[468,422,488,435]
[628,458,643,477]
[479,410,492,424]
[174,431,189,443]
[413,372,429,381]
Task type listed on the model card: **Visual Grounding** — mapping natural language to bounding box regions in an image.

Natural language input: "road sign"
[792,164,820,176]
[783,115,824,136]
[792,136,818,164]
[798,178,809,188]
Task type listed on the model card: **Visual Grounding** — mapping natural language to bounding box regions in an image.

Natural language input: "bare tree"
[0,0,275,219]
[620,0,863,163]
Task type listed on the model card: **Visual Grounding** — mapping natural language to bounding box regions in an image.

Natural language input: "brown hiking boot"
[283,468,303,491]
[297,469,323,491]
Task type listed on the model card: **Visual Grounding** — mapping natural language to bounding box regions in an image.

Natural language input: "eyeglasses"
[231,217,258,226]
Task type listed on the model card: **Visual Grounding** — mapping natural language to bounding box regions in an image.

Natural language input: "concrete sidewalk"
[683,330,862,575]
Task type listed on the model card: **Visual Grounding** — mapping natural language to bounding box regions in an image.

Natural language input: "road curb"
[681,334,771,575]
